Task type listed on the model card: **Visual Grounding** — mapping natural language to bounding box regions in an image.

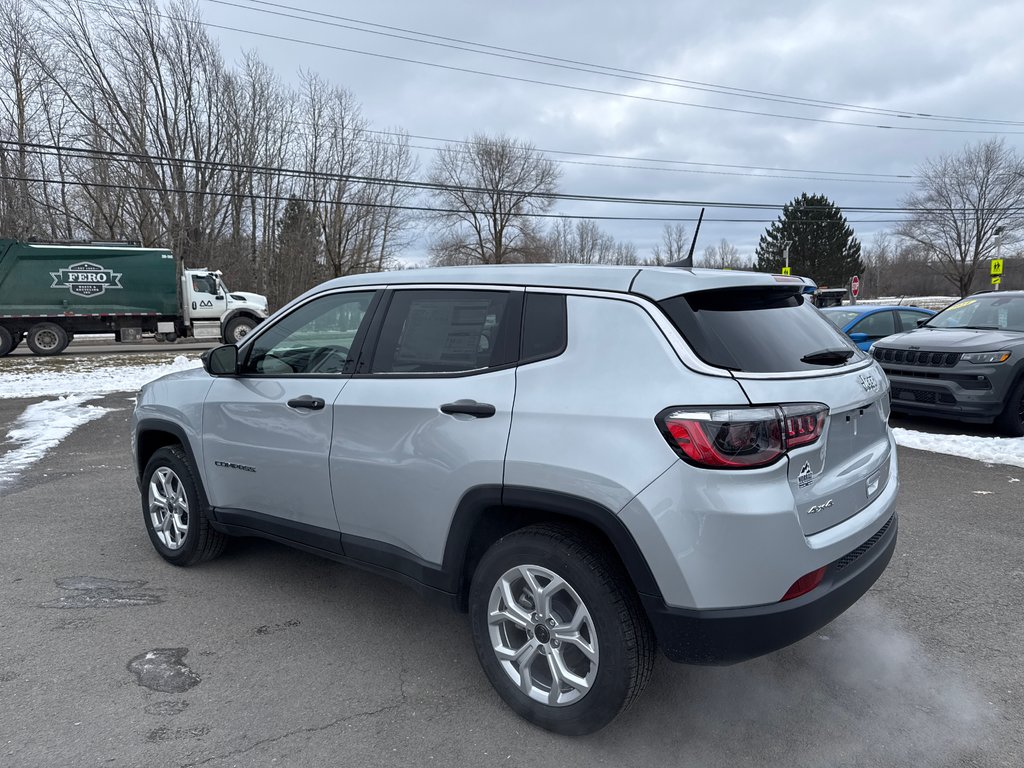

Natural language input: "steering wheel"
[307,345,350,373]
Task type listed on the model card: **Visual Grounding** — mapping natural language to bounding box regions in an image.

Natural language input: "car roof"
[317,264,816,301]
[821,304,933,314]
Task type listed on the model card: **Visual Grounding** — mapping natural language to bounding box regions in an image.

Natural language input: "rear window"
[821,309,860,327]
[659,287,864,372]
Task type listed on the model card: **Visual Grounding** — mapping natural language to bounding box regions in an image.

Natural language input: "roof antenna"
[669,207,704,268]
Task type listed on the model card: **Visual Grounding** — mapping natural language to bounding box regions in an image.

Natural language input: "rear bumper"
[643,512,897,664]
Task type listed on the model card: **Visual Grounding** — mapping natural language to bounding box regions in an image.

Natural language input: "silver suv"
[132,265,899,735]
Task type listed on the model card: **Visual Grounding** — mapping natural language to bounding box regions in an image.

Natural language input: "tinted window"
[371,290,514,374]
[242,291,374,375]
[521,292,567,363]
[659,287,863,372]
[849,311,895,339]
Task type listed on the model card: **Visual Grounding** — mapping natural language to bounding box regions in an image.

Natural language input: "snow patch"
[894,428,1024,469]
[0,355,201,400]
[0,396,112,490]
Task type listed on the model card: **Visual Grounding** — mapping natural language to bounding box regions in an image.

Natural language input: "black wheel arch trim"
[441,485,664,606]
[134,418,201,490]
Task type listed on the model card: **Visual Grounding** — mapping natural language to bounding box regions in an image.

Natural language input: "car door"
[188,272,227,320]
[202,289,380,548]
[848,310,897,349]
[330,287,522,566]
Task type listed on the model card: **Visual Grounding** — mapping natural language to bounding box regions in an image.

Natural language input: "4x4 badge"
[857,373,879,393]
[797,462,815,489]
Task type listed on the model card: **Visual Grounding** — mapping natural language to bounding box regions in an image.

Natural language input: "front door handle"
[287,395,326,411]
[440,401,496,418]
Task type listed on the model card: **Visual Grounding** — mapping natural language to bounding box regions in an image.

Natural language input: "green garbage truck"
[0,239,269,356]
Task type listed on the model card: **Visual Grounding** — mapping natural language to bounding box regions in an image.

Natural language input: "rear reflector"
[781,566,827,601]
[659,403,828,469]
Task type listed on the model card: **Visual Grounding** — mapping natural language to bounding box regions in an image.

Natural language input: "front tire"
[996,377,1024,437]
[469,524,655,735]
[26,322,69,356]
[224,316,256,343]
[142,446,227,566]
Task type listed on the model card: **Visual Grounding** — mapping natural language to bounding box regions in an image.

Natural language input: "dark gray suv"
[872,290,1024,435]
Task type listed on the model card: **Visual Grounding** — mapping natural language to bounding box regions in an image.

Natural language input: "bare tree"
[0,0,45,236]
[699,238,748,269]
[428,134,560,265]
[649,223,690,264]
[897,138,1024,297]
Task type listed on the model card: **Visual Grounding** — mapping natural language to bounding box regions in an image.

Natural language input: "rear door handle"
[287,395,326,411]
[440,401,496,418]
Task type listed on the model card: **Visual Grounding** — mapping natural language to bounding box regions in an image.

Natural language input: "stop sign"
[851,275,861,297]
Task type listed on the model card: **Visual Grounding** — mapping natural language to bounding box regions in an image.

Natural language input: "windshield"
[927,295,1024,332]
[821,309,861,328]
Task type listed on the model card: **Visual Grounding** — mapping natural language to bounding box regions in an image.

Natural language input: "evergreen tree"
[755,193,863,287]
[271,196,322,307]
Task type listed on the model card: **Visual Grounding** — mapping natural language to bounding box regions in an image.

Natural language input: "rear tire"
[26,322,70,356]
[0,326,14,357]
[995,378,1024,437]
[141,446,227,566]
[468,524,655,735]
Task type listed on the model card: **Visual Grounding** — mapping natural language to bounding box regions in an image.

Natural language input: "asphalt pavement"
[0,397,1021,767]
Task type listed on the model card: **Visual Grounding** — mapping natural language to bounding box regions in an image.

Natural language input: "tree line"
[2,0,1022,306]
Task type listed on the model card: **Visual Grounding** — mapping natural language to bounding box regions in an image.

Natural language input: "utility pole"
[782,240,792,272]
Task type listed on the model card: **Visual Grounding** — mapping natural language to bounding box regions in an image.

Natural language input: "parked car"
[820,305,936,350]
[133,265,899,734]
[871,290,1024,435]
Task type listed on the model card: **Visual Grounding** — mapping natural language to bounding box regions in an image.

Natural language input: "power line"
[218,0,1024,129]
[79,0,1024,137]
[0,172,921,224]
[1,139,953,213]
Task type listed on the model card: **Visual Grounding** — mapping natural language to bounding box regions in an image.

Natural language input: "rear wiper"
[801,348,855,366]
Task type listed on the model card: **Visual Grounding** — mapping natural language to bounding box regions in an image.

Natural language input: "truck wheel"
[468,524,655,735]
[224,316,256,343]
[26,322,70,356]
[0,326,14,356]
[995,377,1024,437]
[142,446,227,566]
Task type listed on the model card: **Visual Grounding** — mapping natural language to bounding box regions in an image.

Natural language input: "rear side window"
[659,287,863,372]
[521,292,567,363]
[371,290,516,374]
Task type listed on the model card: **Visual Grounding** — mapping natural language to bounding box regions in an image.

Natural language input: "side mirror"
[916,318,928,327]
[202,344,238,376]
[848,332,869,343]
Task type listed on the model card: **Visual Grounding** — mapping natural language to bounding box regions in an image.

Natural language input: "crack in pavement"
[177,700,406,768]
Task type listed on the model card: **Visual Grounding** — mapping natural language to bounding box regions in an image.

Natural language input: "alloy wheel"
[487,564,599,707]
[148,466,189,550]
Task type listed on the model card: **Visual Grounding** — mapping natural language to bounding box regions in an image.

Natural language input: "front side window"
[242,291,375,375]
[849,311,896,339]
[371,290,514,374]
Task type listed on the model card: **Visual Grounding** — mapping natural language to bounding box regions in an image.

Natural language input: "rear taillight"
[659,403,828,469]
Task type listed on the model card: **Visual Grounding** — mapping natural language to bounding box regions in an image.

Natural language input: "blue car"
[820,305,936,350]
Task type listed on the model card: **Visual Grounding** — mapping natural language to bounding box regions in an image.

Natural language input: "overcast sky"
[198,0,1024,264]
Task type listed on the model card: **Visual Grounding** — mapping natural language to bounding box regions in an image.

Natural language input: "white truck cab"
[155,268,269,344]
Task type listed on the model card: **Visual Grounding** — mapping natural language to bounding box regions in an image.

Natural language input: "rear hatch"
[658,285,892,535]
